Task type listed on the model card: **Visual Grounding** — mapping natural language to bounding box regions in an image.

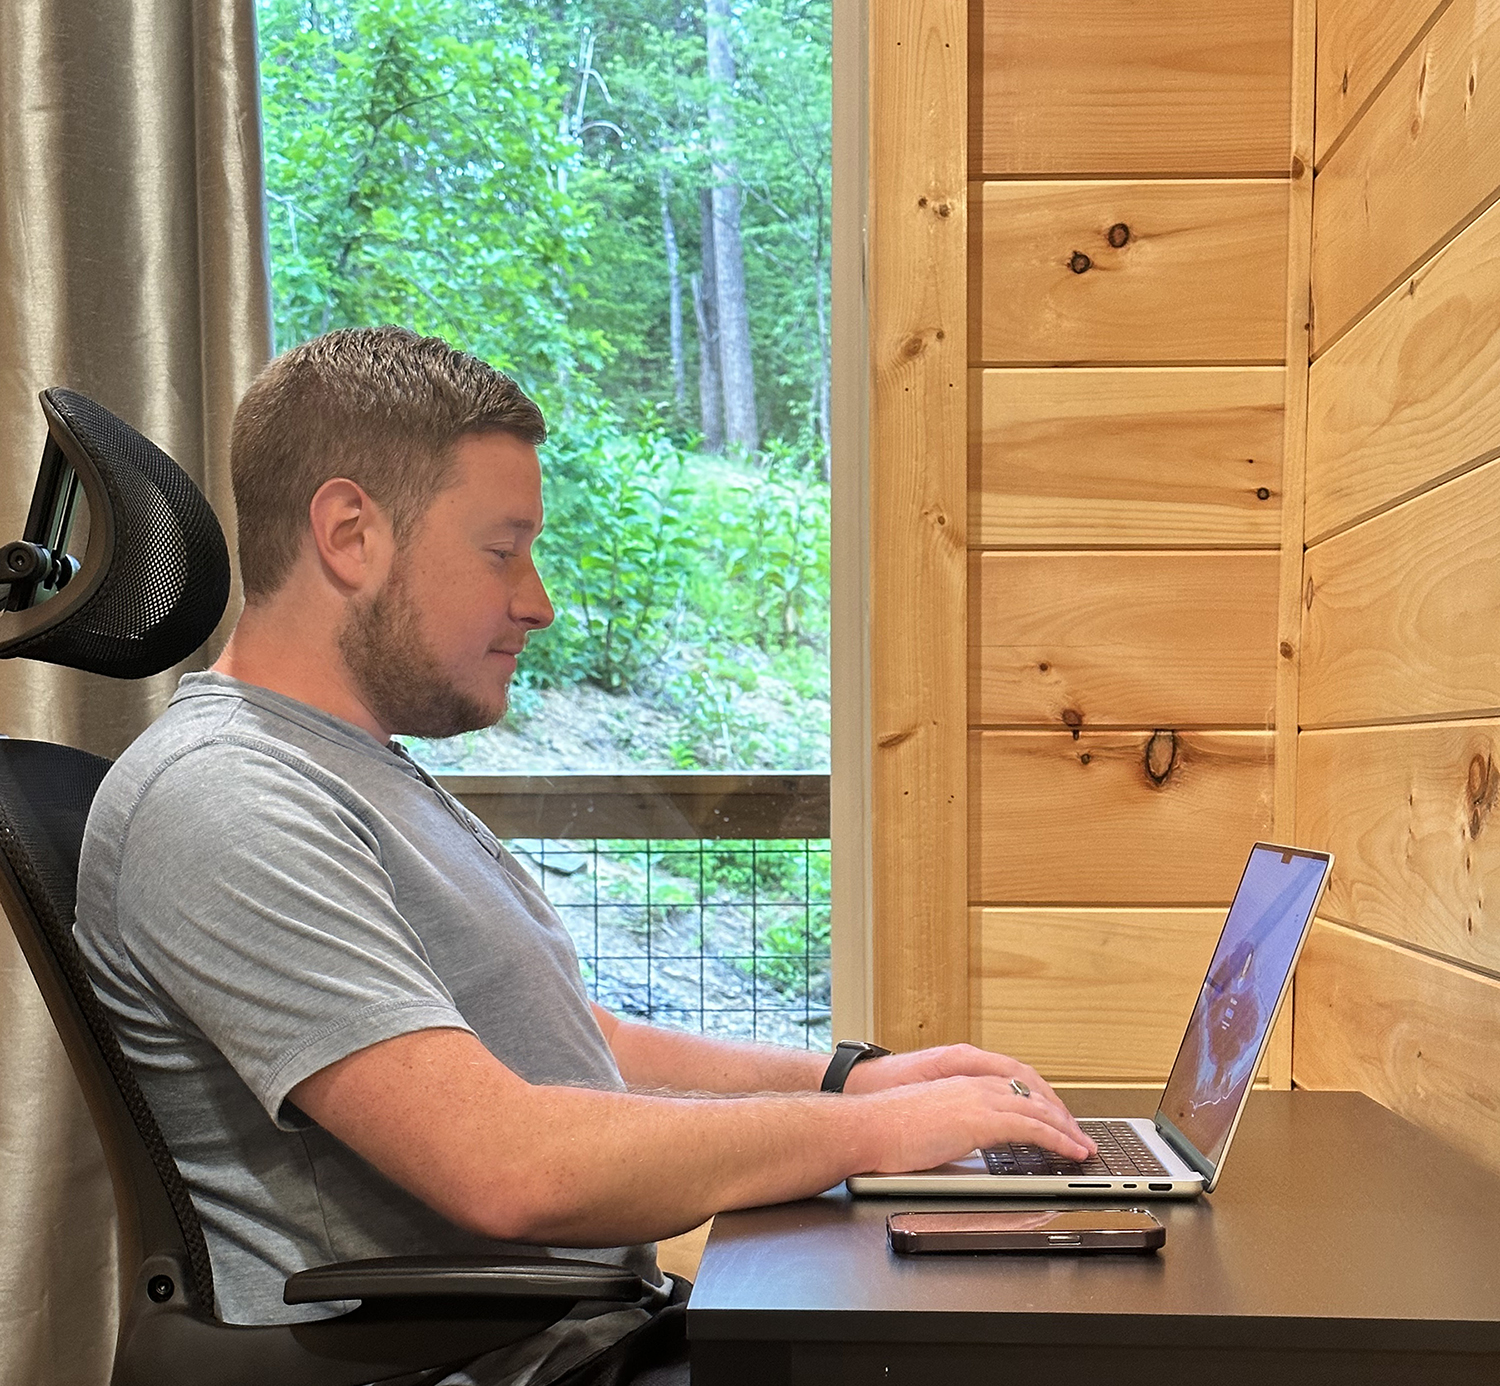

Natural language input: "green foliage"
[664,651,764,769]
[577,840,831,994]
[698,841,832,991]
[717,449,830,651]
[257,0,599,390]
[258,0,834,771]
[526,420,694,692]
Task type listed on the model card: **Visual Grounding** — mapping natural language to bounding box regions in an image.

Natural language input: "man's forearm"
[294,1028,1096,1252]
[597,1008,827,1094]
[487,1083,873,1243]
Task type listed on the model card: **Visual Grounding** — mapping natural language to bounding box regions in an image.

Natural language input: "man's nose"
[517,562,554,630]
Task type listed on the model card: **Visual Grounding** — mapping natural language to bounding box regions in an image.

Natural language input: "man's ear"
[307,478,395,593]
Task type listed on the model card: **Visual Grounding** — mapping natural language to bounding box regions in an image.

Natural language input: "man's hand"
[842,1043,1096,1159]
[858,1074,1094,1173]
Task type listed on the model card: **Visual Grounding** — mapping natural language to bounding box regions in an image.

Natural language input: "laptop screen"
[1157,845,1330,1170]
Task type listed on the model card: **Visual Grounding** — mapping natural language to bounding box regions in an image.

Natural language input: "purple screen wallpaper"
[1160,848,1328,1165]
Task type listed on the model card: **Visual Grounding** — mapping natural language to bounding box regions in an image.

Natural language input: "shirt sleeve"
[114,739,475,1130]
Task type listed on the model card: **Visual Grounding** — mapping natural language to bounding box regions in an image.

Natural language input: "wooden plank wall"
[1296,0,1500,1176]
[867,0,971,1051]
[967,0,1297,1082]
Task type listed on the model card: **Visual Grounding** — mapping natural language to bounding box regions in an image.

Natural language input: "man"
[75,326,1094,1386]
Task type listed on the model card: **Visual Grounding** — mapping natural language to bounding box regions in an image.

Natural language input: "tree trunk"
[693,190,725,452]
[705,0,758,453]
[659,169,686,413]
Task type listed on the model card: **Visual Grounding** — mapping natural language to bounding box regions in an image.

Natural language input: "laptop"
[847,841,1333,1199]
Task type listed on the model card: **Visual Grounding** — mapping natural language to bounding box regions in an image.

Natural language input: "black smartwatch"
[821,1039,892,1092]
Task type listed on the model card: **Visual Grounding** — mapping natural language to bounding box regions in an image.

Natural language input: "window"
[258,0,834,1045]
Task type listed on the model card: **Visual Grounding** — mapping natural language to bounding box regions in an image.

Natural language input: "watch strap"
[821,1039,892,1093]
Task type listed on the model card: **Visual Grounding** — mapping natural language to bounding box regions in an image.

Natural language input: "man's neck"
[213,600,391,743]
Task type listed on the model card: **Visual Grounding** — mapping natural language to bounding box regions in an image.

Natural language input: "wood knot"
[1069,251,1092,274]
[1279,640,1295,659]
[1061,708,1082,729]
[936,202,952,217]
[918,196,928,207]
[1106,222,1130,248]
[903,334,926,358]
[877,726,916,750]
[1144,730,1178,787]
[1304,576,1316,610]
[1467,752,1497,838]
[1256,487,1271,500]
[1341,68,1349,95]
[1079,752,1092,765]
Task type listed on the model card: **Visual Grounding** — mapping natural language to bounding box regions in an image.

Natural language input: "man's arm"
[592,1004,1086,1118]
[290,1025,1093,1248]
[592,1005,824,1092]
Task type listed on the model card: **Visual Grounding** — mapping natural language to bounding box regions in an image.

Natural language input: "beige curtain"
[0,2,269,1381]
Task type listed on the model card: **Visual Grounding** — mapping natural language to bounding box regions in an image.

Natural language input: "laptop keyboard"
[981,1119,1169,1178]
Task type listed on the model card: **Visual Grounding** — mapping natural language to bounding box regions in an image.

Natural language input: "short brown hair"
[230,325,547,601]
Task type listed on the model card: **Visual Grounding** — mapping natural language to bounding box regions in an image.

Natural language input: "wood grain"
[1305,196,1500,543]
[971,181,1289,363]
[1298,721,1500,974]
[1300,457,1500,727]
[869,0,970,1051]
[1270,0,1317,1088]
[970,367,1284,547]
[1312,0,1500,353]
[969,0,1292,176]
[969,730,1274,902]
[1294,920,1500,1178]
[973,907,1222,1081]
[969,551,1279,728]
[1315,0,1450,165]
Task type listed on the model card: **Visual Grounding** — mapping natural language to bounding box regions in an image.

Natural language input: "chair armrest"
[284,1253,647,1307]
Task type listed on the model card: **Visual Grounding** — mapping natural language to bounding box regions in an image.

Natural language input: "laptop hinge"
[1153,1110,1217,1183]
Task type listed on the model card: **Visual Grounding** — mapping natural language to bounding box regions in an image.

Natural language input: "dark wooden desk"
[687,1089,1500,1385]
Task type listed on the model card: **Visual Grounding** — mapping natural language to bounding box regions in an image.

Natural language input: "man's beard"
[338,568,501,739]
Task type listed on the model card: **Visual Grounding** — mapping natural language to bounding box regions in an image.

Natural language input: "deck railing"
[442,774,832,1049]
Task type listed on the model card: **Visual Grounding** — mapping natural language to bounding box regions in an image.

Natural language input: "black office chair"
[0,389,646,1386]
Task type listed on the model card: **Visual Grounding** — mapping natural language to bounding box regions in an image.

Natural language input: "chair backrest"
[0,389,231,1314]
[0,738,218,1312]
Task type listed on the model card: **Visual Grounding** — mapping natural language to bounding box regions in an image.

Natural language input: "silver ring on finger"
[1010,1077,1031,1098]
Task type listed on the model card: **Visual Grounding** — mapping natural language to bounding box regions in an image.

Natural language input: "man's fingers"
[939,1049,1087,1147]
[992,1078,1094,1155]
[997,1107,1093,1161]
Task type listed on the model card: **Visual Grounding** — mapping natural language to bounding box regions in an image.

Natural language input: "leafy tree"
[258,0,599,397]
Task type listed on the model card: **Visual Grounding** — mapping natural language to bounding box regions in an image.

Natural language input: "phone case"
[887,1209,1166,1254]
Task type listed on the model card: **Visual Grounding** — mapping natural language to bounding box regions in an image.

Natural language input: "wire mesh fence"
[509,837,832,1051]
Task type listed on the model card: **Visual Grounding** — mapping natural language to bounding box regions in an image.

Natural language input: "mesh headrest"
[0,389,230,678]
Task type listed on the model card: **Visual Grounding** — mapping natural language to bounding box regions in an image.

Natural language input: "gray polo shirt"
[74,672,664,1385]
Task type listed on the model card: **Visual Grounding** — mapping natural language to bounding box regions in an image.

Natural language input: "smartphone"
[887,1208,1165,1254]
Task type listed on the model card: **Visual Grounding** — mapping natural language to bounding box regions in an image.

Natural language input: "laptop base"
[847,1117,1206,1198]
